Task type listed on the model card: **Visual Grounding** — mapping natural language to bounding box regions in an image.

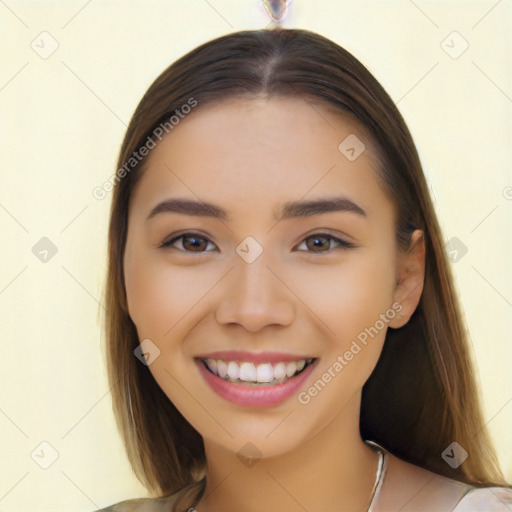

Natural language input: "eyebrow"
[145,196,367,222]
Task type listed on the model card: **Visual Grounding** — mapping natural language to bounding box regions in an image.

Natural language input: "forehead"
[128,96,394,224]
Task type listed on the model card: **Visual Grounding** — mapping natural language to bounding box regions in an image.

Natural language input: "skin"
[123,96,437,511]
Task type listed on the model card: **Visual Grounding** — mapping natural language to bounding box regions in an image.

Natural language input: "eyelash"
[159,232,356,254]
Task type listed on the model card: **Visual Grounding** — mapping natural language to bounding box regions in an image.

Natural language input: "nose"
[214,252,296,332]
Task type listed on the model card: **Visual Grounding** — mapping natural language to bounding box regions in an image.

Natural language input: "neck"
[196,393,379,512]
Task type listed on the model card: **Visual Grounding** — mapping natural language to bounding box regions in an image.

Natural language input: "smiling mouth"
[197,357,317,386]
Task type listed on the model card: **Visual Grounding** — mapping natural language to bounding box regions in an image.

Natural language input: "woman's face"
[123,96,421,458]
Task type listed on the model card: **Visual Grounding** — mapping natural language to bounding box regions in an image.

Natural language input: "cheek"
[292,257,396,412]
[124,247,196,338]
[342,264,395,339]
[297,252,395,333]
[290,250,397,394]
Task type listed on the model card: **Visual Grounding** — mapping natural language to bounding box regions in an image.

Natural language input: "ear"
[388,229,425,329]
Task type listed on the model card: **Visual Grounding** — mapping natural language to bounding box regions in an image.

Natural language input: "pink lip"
[195,358,318,408]
[194,350,314,364]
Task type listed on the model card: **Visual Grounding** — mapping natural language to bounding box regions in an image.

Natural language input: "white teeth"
[217,360,228,379]
[256,363,273,383]
[273,362,287,381]
[202,357,314,384]
[206,359,217,374]
[227,361,239,380]
[286,362,297,377]
[239,362,257,382]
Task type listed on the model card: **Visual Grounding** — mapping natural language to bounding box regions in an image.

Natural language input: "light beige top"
[366,441,512,512]
[95,442,512,512]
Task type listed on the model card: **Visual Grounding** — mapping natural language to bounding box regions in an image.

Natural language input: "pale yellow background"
[0,1,511,510]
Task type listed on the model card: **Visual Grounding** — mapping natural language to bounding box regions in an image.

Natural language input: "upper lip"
[194,350,316,364]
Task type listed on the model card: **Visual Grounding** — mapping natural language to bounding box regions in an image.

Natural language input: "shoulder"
[92,496,178,512]
[452,486,512,511]
[93,482,203,511]
[375,447,488,511]
[92,497,149,511]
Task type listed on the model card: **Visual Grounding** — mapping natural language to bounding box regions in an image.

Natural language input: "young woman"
[96,28,512,511]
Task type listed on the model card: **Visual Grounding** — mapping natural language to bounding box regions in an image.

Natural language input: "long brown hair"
[102,27,507,507]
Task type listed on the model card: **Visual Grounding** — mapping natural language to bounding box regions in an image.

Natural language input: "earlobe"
[389,229,425,329]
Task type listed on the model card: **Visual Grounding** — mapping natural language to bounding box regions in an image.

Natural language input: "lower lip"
[195,359,318,408]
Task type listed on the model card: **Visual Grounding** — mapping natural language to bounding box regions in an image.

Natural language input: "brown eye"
[295,233,355,253]
[160,233,217,252]
[182,235,208,251]
[306,235,330,251]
